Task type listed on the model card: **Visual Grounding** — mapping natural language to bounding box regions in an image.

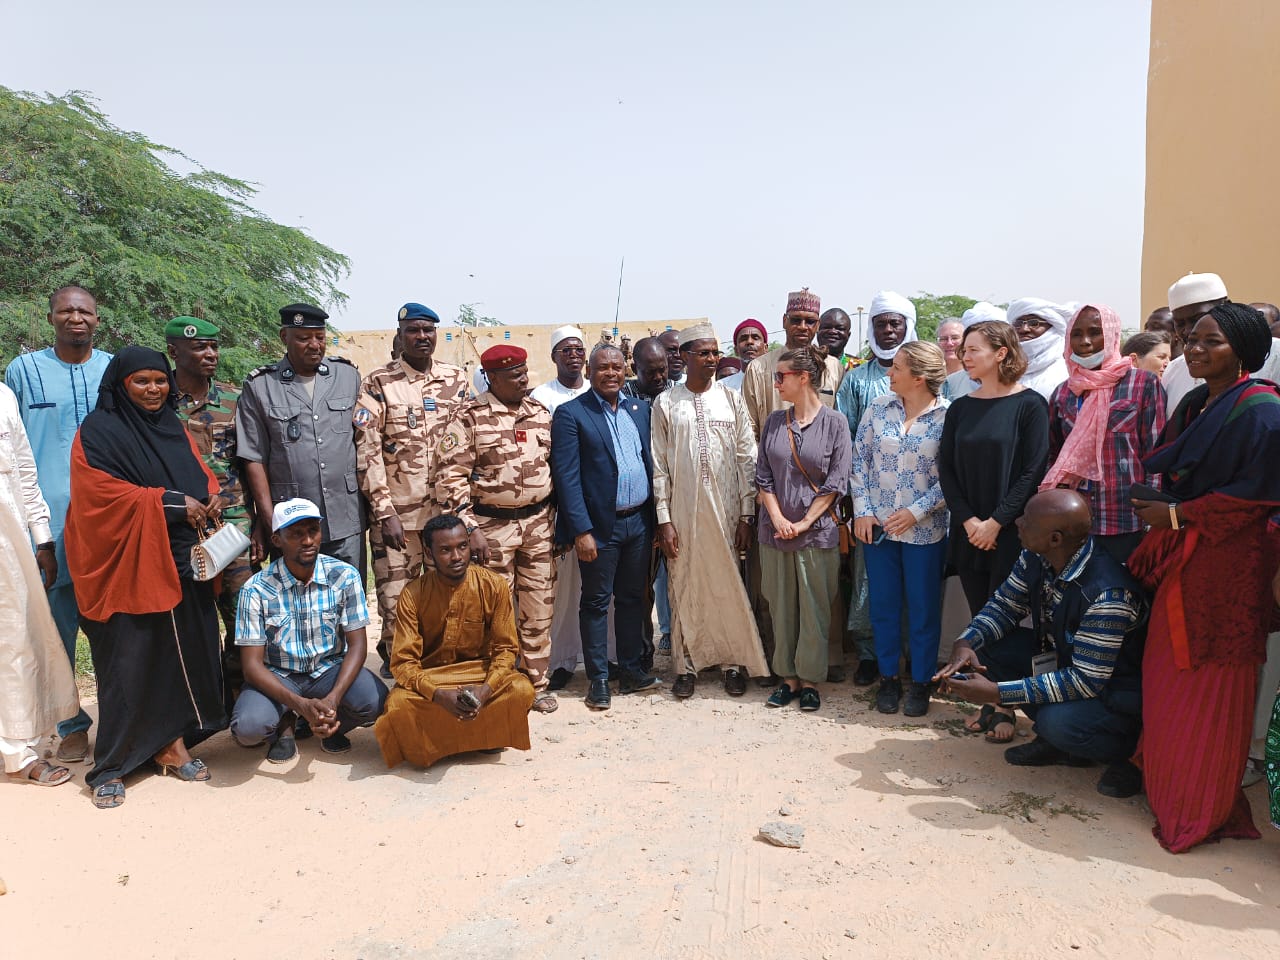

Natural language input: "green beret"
[164,316,220,340]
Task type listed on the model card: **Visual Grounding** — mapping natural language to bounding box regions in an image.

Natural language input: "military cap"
[279,303,329,328]
[397,302,440,324]
[480,344,528,372]
[164,316,220,340]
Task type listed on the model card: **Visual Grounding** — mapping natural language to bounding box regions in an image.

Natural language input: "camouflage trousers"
[370,520,428,664]
[477,508,555,691]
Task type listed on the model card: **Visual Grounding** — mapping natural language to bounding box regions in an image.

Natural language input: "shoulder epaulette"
[244,364,278,381]
[329,356,356,369]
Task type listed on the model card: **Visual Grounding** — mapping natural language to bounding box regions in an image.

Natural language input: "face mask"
[1070,351,1106,370]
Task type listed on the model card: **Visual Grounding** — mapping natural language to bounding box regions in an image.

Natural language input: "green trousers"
[759,543,840,685]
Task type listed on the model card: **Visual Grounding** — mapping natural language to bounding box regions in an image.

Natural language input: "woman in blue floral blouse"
[852,342,951,717]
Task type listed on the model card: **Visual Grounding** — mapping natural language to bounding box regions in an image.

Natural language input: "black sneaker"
[876,677,902,714]
[903,682,931,717]
[267,735,297,764]
[853,659,879,686]
[620,672,662,695]
[798,687,821,712]
[1097,760,1143,798]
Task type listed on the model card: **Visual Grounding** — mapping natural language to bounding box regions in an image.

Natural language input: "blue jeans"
[51,532,92,737]
[578,511,653,683]
[230,663,387,745]
[863,537,947,684]
[654,557,671,636]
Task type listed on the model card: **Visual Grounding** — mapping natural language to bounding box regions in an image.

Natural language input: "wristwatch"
[36,541,55,552]
[740,515,756,525]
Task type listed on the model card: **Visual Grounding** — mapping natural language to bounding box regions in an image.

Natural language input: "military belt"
[472,497,552,521]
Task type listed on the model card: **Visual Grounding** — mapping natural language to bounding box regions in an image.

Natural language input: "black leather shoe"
[267,735,297,764]
[1005,738,1093,767]
[876,677,902,714]
[723,668,747,697]
[1097,760,1142,798]
[853,659,879,686]
[902,682,931,717]
[585,680,612,710]
[620,673,661,694]
[547,667,574,691]
[672,673,696,698]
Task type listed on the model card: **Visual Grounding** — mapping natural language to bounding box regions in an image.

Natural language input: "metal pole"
[614,257,626,326]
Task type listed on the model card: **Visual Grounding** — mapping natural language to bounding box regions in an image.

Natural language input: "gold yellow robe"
[375,565,534,768]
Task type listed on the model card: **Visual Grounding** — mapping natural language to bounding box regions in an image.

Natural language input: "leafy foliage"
[0,87,349,381]
[456,303,501,327]
[909,292,980,342]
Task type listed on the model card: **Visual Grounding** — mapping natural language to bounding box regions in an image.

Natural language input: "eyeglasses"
[1010,317,1050,332]
[555,346,586,356]
[681,348,722,359]
[773,370,804,385]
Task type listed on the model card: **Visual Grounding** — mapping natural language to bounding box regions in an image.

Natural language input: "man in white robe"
[0,382,79,785]
[653,324,768,697]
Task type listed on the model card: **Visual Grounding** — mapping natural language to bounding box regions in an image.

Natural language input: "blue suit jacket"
[551,390,654,547]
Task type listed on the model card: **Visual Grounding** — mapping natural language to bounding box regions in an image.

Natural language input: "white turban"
[1005,297,1072,380]
[960,302,1007,329]
[550,325,585,350]
[868,290,918,361]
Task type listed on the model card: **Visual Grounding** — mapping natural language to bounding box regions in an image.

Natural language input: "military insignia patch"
[353,407,373,427]
[183,324,198,338]
[440,432,459,452]
[293,313,304,324]
[398,307,408,320]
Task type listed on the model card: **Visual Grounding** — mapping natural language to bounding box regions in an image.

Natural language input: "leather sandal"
[92,779,126,809]
[9,759,73,787]
[154,757,211,781]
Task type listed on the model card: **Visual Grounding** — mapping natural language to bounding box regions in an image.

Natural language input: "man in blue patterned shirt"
[232,499,387,762]
[936,489,1147,799]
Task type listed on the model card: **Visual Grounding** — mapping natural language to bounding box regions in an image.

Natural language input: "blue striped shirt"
[959,540,1141,707]
[594,390,649,511]
[235,554,370,678]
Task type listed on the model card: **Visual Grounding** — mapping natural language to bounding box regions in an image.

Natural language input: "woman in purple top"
[756,346,852,713]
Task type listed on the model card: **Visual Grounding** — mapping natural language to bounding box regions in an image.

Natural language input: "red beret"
[480,344,528,372]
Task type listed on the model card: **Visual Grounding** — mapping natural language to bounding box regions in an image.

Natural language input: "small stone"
[758,821,804,848]
[544,734,564,744]
[563,856,577,865]
[779,804,794,817]
[844,930,857,940]
[546,916,554,925]
[515,819,526,828]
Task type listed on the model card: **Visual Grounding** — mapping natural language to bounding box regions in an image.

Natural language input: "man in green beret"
[165,316,255,701]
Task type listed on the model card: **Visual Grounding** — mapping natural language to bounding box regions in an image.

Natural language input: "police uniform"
[355,302,471,665]
[165,317,255,666]
[234,303,365,568]
[435,345,556,696]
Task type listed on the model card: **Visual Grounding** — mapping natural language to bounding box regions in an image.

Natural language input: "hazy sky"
[7,1,1152,345]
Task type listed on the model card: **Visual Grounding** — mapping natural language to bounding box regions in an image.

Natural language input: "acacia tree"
[910,293,980,343]
[0,87,349,380]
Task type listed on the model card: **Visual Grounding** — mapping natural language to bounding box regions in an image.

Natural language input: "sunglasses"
[773,370,804,385]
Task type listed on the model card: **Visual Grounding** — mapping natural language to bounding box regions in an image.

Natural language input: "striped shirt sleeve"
[997,587,1141,707]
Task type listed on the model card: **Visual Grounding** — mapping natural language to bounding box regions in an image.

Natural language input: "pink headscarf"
[1040,303,1133,489]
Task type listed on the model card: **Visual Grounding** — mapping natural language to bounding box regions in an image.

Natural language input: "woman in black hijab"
[67,346,228,809]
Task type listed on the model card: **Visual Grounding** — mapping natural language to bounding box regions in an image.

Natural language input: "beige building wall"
[1142,1,1280,312]
[336,319,708,386]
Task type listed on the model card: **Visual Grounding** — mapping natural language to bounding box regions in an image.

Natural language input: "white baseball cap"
[272,498,323,532]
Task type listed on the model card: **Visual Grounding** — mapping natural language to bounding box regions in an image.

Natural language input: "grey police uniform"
[235,354,366,567]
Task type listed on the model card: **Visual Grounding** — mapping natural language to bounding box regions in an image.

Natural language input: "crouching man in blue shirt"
[232,498,387,762]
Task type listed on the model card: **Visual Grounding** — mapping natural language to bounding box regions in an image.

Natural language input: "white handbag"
[190,520,251,581]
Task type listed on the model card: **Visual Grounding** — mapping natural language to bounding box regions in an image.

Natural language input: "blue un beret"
[397,302,440,324]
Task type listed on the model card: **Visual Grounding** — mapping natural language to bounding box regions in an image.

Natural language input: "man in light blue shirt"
[3,285,112,761]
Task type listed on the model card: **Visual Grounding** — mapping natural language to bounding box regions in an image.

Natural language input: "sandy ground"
[6,634,1279,960]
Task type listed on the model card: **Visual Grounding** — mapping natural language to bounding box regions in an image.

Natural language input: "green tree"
[456,303,500,327]
[909,293,980,343]
[0,88,349,381]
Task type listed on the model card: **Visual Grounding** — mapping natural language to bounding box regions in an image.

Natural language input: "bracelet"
[1169,502,1180,531]
[36,541,55,552]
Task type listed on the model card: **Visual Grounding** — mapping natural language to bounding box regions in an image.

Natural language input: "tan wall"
[1142,1,1280,312]
[336,319,708,387]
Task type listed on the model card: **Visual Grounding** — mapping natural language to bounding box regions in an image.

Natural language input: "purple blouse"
[755,405,852,552]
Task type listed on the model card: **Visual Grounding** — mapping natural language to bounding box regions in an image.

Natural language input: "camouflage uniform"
[435,393,555,690]
[175,380,254,690]
[354,358,470,663]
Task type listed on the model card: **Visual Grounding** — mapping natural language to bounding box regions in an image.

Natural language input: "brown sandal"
[530,692,559,714]
[9,759,73,787]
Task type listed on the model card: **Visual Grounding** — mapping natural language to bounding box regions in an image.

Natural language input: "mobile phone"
[457,689,481,711]
[870,524,887,545]
[1129,482,1176,504]
[948,673,971,682]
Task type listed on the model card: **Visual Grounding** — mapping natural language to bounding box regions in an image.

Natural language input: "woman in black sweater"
[938,320,1050,617]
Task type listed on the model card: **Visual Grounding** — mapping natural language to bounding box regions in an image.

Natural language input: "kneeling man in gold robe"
[375,514,535,768]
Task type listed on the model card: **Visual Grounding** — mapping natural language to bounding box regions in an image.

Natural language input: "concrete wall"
[1142,1,1280,312]
[336,319,708,387]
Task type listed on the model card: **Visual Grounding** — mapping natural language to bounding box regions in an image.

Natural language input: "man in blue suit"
[551,344,662,710]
